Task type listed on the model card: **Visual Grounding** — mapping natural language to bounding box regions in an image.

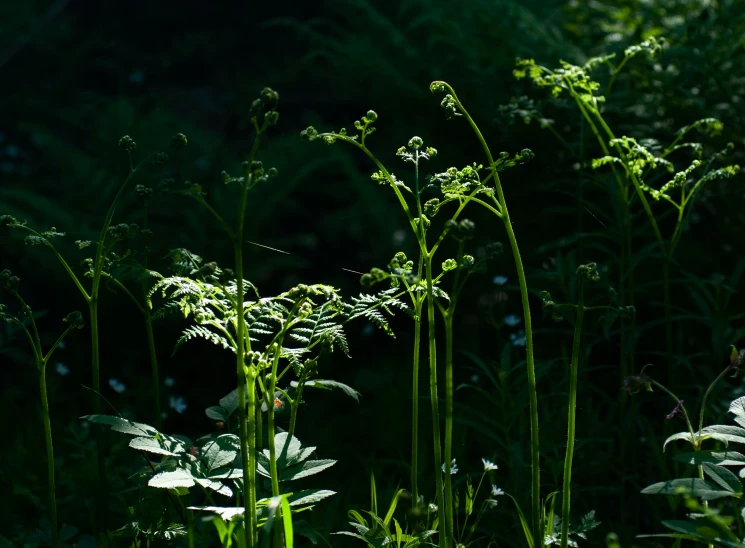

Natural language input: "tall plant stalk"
[0,275,81,548]
[429,81,542,542]
[411,298,423,506]
[3,139,176,533]
[560,283,584,548]
[189,92,279,546]
[306,88,533,546]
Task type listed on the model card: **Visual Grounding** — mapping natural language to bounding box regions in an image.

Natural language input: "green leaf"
[280,459,336,481]
[661,519,737,544]
[302,379,361,402]
[149,468,196,489]
[641,478,735,500]
[83,414,158,437]
[205,406,228,421]
[219,389,239,415]
[195,478,232,497]
[281,496,294,548]
[702,425,745,445]
[188,506,244,520]
[201,434,240,472]
[287,489,336,507]
[702,462,743,495]
[663,431,697,451]
[673,451,745,467]
[129,436,184,456]
[383,489,404,527]
[729,397,745,417]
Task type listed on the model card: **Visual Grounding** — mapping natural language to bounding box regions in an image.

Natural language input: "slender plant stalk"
[231,120,269,548]
[267,345,283,498]
[662,259,673,374]
[235,241,256,547]
[39,364,59,548]
[443,311,455,544]
[2,289,78,548]
[140,202,162,430]
[698,363,735,438]
[424,255,448,548]
[411,299,423,506]
[438,82,542,542]
[144,316,161,430]
[560,283,585,548]
[441,242,464,547]
[257,394,264,452]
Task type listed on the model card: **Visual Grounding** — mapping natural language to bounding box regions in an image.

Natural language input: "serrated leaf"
[149,468,195,489]
[188,506,244,520]
[202,434,240,472]
[129,436,183,456]
[702,462,742,495]
[288,489,336,507]
[729,397,745,417]
[195,478,232,497]
[280,459,336,481]
[641,478,734,500]
[209,466,243,479]
[673,451,745,466]
[83,415,158,437]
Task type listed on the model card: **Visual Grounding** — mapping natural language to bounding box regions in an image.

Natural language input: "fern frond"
[344,288,408,338]
[173,325,235,356]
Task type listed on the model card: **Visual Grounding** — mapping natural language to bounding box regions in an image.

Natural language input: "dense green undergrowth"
[2,1,745,546]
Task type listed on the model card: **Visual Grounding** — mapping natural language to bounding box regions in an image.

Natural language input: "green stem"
[289,401,299,437]
[235,241,256,547]
[257,391,263,452]
[560,283,584,548]
[88,299,107,532]
[663,258,673,376]
[424,255,448,548]
[39,363,58,548]
[232,128,265,548]
[443,311,455,545]
[698,364,735,439]
[411,298,423,507]
[267,392,280,496]
[145,316,162,431]
[438,81,541,542]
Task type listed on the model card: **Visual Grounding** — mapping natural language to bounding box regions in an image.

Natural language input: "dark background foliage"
[2,0,744,545]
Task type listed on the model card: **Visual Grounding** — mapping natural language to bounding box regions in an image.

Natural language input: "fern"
[290,300,347,354]
[344,287,409,338]
[173,325,235,356]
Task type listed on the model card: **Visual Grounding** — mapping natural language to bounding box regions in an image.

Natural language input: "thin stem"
[560,283,584,548]
[443,242,464,546]
[411,298,423,506]
[235,240,256,548]
[88,298,107,532]
[39,363,58,548]
[648,379,696,441]
[425,255,448,548]
[145,317,161,431]
[663,259,673,376]
[443,310,455,545]
[12,225,90,301]
[232,126,266,548]
[698,364,735,439]
[439,82,542,542]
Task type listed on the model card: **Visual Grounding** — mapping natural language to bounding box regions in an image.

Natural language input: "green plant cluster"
[2,2,745,547]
